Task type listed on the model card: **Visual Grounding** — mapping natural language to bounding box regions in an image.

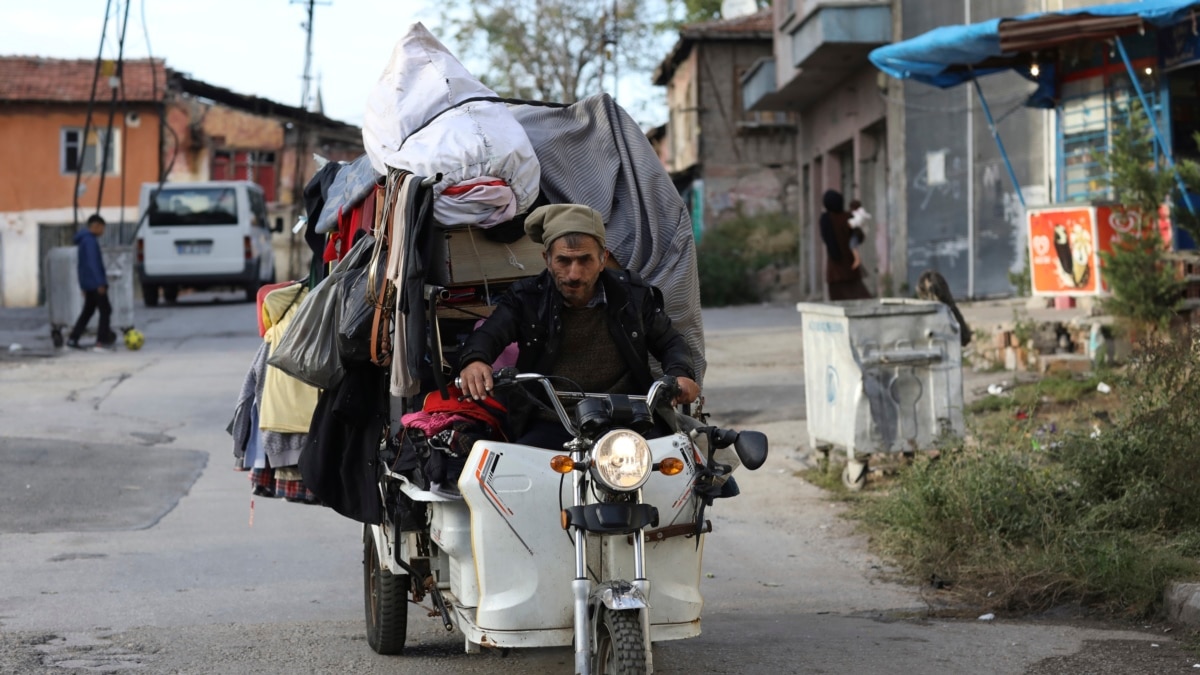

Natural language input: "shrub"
[855,333,1200,616]
[695,211,797,307]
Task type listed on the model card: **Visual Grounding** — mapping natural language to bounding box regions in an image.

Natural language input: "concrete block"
[1165,582,1200,627]
[1026,296,1053,310]
[1039,354,1092,375]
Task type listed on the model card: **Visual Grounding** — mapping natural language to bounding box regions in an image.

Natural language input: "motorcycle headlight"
[591,430,652,491]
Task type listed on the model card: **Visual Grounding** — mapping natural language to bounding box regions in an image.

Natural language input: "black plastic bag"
[268,234,377,389]
[337,256,382,364]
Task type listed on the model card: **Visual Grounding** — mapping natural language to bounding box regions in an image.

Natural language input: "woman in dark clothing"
[818,189,872,301]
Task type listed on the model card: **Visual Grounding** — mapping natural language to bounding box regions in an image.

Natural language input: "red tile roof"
[679,8,773,39]
[0,57,168,103]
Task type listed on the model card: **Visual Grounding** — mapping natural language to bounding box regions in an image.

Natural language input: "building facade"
[654,10,799,238]
[0,57,361,307]
[742,0,1167,301]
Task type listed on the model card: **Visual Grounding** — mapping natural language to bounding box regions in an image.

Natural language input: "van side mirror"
[273,217,284,233]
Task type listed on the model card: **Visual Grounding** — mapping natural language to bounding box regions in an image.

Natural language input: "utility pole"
[605,0,621,102]
[288,0,327,279]
[298,0,316,111]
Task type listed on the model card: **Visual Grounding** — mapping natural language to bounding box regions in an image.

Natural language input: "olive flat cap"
[524,204,606,250]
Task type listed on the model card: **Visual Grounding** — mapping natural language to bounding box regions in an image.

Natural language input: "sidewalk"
[0,306,59,361]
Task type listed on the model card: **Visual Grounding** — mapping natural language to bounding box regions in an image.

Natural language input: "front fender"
[364,523,398,574]
[590,580,648,612]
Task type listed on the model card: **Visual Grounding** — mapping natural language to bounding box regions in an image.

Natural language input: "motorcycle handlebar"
[452,371,679,438]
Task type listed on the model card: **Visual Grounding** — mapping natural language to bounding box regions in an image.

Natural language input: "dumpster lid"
[796,298,943,319]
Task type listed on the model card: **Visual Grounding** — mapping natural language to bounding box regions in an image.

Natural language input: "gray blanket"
[317,94,707,384]
[511,94,706,383]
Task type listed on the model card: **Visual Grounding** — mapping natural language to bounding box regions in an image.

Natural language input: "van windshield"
[148,188,238,226]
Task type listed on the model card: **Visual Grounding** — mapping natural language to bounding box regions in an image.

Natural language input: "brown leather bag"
[368,178,397,368]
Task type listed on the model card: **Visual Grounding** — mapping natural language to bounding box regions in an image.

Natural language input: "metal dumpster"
[45,245,136,347]
[796,298,965,489]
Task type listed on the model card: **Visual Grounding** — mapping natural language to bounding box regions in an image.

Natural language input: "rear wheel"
[142,283,160,307]
[593,609,645,675]
[244,282,258,303]
[163,285,179,304]
[364,529,408,655]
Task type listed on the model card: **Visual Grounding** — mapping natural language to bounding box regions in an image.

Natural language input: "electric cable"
[96,0,133,213]
[74,0,115,228]
[132,0,178,239]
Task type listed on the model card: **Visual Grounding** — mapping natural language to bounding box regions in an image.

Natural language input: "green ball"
[124,329,145,351]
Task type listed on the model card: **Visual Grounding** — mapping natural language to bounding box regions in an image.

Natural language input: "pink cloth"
[400,411,479,436]
[474,318,518,369]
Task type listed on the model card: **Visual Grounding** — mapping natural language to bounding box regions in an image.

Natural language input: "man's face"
[545,235,606,308]
[89,221,106,236]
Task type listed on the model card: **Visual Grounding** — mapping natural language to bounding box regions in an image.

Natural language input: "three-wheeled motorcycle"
[363,370,767,673]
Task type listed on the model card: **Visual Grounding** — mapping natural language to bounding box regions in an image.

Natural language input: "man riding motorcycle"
[456,203,700,448]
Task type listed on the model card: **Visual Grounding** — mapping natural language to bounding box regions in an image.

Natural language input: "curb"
[1165,582,1200,627]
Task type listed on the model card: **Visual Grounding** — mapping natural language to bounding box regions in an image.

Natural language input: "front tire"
[142,283,160,307]
[364,529,408,655]
[593,609,646,675]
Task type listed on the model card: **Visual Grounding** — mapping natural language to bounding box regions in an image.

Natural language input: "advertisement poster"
[1094,204,1170,292]
[1028,207,1099,295]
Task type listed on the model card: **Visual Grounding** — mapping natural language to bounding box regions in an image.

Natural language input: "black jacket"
[458,268,696,434]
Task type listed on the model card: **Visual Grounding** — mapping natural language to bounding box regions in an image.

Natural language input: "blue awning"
[869,0,1200,88]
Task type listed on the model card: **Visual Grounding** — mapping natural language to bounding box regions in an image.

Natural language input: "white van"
[134,181,281,306]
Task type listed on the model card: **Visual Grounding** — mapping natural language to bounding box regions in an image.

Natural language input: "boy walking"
[67,214,116,350]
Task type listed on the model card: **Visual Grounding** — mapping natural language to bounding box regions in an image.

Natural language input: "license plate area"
[176,240,213,255]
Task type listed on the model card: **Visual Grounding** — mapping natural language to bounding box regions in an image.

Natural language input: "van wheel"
[163,285,179,304]
[244,282,258,303]
[143,283,160,307]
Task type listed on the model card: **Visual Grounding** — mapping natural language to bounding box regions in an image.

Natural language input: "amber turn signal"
[658,457,684,476]
[560,510,570,530]
[550,455,575,473]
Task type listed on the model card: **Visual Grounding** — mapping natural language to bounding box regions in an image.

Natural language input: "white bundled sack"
[363,22,540,227]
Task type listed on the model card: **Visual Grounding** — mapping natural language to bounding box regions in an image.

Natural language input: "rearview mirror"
[733,431,768,471]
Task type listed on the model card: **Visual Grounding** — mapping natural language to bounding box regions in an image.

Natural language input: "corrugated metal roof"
[0,56,167,103]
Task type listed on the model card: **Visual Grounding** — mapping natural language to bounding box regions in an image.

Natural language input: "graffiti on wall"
[912,151,962,210]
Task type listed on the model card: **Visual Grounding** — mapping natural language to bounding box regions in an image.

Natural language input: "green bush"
[856,334,1200,616]
[695,211,797,307]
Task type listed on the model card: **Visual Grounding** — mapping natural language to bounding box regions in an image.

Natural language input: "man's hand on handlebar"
[460,361,494,401]
[675,376,700,406]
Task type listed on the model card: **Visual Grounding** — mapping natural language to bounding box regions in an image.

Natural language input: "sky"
[1,0,668,129]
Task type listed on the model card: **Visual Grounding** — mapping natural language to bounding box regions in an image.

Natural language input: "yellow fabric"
[260,286,319,433]
[262,283,306,330]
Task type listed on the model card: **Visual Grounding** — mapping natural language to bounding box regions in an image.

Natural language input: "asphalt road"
[0,293,1195,674]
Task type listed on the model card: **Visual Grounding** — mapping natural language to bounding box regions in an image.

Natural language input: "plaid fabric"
[274,476,320,504]
[249,463,319,504]
[250,467,274,497]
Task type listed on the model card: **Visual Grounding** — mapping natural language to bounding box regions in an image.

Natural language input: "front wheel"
[593,609,645,675]
[364,529,408,654]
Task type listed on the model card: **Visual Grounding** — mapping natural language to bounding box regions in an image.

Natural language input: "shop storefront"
[870,0,1200,297]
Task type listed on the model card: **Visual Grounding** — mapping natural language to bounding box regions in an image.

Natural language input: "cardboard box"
[430,227,544,286]
[436,303,497,321]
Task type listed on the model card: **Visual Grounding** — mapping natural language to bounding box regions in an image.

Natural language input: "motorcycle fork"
[571,473,654,675]
[571,467,591,675]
